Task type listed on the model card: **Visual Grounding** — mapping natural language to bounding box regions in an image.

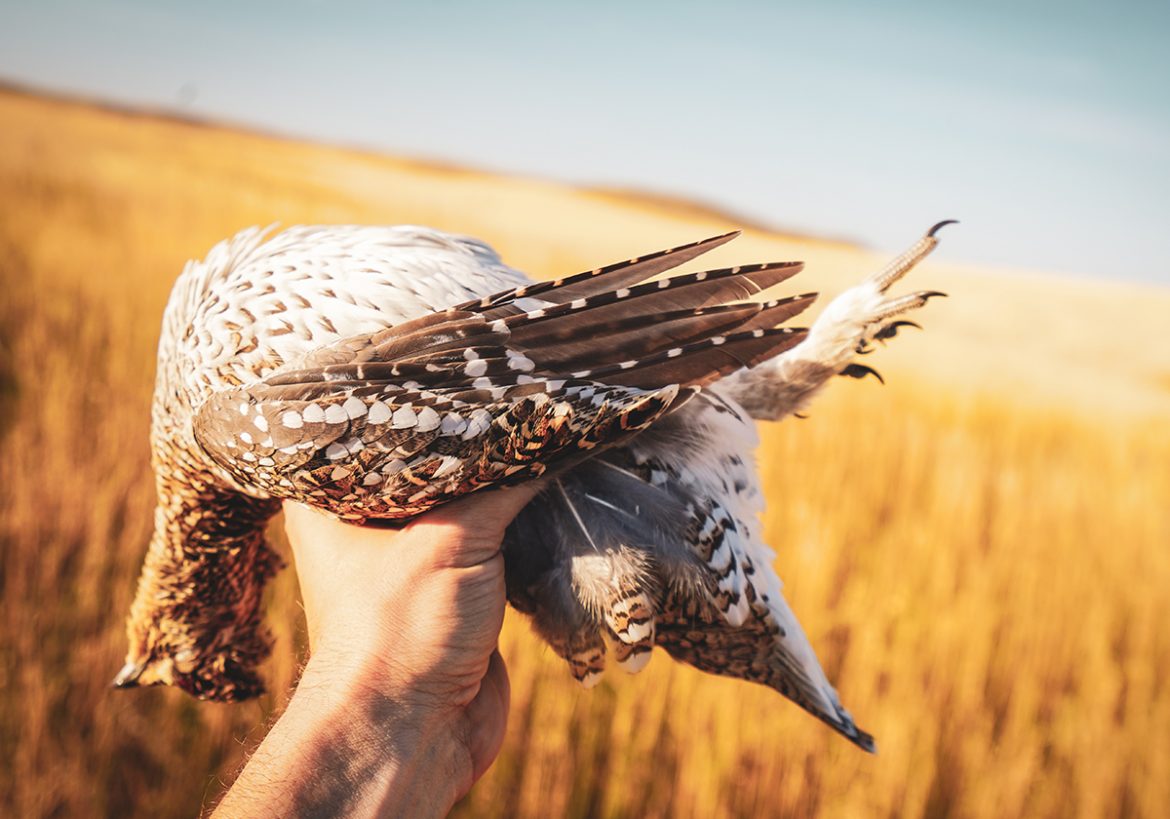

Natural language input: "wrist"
[216,656,472,818]
[298,652,475,810]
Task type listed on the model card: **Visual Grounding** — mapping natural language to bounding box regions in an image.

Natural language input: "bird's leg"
[547,628,609,689]
[719,220,954,421]
[115,469,282,701]
[509,547,660,685]
[545,553,659,684]
[572,547,659,675]
[504,495,661,685]
[504,552,611,688]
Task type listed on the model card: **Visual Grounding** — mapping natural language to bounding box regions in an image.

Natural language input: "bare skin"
[214,483,542,818]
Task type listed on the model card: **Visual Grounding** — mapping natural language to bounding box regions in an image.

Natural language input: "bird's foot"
[604,589,656,674]
[551,628,609,689]
[572,548,660,679]
[808,220,955,384]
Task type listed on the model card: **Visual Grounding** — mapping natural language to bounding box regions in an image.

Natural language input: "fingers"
[465,649,511,783]
[282,500,336,547]
[283,478,544,565]
[282,501,356,575]
[281,481,542,656]
[406,481,545,569]
[423,480,545,534]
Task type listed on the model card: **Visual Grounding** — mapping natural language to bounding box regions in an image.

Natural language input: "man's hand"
[214,483,541,818]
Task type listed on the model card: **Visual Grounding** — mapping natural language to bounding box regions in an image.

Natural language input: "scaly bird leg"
[718,220,955,421]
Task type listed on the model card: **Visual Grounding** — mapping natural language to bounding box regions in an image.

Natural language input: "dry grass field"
[1,86,1168,818]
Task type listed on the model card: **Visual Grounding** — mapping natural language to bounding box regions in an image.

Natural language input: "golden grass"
[1,87,1167,818]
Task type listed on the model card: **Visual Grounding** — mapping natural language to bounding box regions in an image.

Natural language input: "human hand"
[288,483,543,781]
[215,483,541,818]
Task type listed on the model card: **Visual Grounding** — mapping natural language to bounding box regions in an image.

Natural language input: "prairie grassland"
[1,88,1167,818]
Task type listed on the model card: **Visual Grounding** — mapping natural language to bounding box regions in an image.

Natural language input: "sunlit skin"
[215,483,541,818]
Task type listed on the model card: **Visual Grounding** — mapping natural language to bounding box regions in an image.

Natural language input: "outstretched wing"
[193,236,816,519]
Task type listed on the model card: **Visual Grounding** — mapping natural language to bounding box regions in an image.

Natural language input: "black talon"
[874,320,922,341]
[927,219,959,237]
[922,290,948,301]
[794,412,809,420]
[840,363,884,384]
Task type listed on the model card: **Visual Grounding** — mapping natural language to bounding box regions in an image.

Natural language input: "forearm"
[214,656,472,819]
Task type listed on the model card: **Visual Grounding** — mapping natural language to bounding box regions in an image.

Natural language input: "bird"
[115,219,954,753]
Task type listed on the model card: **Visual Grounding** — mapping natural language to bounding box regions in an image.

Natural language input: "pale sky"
[2,0,1168,283]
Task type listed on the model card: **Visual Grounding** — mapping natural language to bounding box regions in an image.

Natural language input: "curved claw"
[874,320,922,342]
[921,290,948,301]
[112,660,145,689]
[840,363,884,384]
[927,219,959,238]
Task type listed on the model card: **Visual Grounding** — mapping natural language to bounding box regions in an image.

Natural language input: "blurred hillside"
[4,85,1169,418]
[1,86,1167,818]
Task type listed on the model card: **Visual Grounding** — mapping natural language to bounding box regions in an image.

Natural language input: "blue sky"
[2,0,1168,283]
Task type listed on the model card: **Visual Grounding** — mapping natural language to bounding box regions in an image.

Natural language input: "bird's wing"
[193,238,814,518]
[656,578,877,752]
[455,230,742,316]
[624,397,877,752]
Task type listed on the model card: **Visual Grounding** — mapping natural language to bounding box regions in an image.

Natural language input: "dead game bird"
[116,221,955,752]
